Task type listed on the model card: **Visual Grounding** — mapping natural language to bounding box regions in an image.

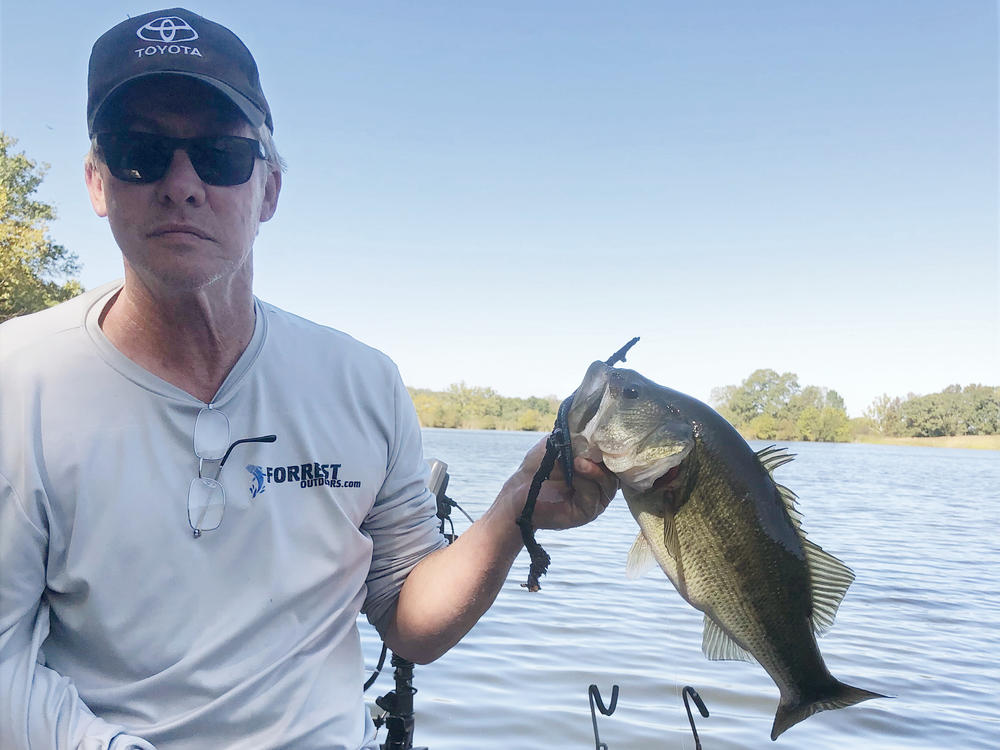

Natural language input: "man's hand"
[386,436,620,662]
[503,436,619,531]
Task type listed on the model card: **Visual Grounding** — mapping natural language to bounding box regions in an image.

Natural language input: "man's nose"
[156,148,207,205]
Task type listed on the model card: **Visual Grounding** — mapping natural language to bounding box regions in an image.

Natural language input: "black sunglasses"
[96,132,266,187]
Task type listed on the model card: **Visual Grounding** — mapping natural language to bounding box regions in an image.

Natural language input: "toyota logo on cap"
[136,16,199,43]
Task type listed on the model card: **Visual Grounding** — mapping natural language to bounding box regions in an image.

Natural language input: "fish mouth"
[566,361,611,431]
[566,361,614,462]
[608,440,692,491]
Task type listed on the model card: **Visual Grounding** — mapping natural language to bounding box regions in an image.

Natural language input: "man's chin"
[126,261,241,296]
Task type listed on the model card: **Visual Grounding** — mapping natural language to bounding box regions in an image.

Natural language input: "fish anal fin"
[702,615,755,663]
[625,532,656,579]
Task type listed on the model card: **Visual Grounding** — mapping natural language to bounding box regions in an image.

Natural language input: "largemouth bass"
[566,361,884,740]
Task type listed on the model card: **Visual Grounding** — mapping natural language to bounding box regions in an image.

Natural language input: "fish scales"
[566,360,885,740]
[631,435,823,683]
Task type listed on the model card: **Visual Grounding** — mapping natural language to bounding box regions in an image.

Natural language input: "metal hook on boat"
[682,686,710,750]
[588,683,620,750]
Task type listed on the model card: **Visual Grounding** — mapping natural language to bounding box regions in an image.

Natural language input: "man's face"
[86,77,281,294]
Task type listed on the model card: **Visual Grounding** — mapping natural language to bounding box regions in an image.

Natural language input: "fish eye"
[623,385,640,399]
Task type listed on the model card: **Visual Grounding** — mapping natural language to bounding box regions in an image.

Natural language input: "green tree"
[825,389,846,413]
[726,369,800,426]
[865,394,905,436]
[516,409,544,431]
[747,413,778,440]
[795,407,822,441]
[961,385,1000,435]
[715,369,851,442]
[710,384,739,423]
[817,407,852,442]
[1,133,82,322]
[900,392,962,437]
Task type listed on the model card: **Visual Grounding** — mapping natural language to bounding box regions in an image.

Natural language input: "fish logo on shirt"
[246,464,266,498]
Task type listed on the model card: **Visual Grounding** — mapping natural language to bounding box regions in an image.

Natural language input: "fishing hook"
[682,686,710,750]
[588,683,620,750]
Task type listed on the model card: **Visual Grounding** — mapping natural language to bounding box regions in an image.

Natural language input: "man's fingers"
[573,457,618,502]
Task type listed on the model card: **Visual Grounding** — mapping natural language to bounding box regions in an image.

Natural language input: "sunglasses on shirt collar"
[96,131,266,187]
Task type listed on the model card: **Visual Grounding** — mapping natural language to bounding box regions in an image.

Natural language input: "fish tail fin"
[771,681,886,741]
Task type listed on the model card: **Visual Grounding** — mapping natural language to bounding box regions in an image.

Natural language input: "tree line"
[864,385,999,438]
[408,384,561,432]
[711,369,999,441]
[410,370,999,443]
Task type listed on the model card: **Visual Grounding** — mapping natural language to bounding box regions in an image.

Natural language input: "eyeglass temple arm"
[219,435,277,467]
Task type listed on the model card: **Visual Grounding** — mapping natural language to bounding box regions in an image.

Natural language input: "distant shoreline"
[421,425,999,451]
[851,434,1000,451]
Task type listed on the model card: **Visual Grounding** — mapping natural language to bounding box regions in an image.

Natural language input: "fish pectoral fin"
[663,514,681,560]
[625,532,657,579]
[804,539,856,635]
[701,615,756,663]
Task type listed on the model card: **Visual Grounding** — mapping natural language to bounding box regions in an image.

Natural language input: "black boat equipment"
[589,683,620,750]
[365,458,468,750]
[587,683,711,749]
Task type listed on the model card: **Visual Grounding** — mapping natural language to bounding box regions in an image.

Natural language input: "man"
[0,8,616,749]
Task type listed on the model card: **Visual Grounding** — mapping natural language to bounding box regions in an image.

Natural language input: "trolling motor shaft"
[370,459,459,750]
[376,654,428,750]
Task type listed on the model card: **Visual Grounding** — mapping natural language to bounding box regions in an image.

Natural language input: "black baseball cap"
[87,7,272,136]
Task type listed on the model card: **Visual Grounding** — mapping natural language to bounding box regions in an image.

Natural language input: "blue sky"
[2,1,997,416]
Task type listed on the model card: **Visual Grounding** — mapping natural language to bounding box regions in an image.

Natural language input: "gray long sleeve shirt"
[0,282,447,749]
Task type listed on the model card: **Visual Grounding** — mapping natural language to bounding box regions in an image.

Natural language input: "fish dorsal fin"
[757,445,805,532]
[756,444,797,474]
[702,615,756,663]
[776,482,804,529]
[758,447,857,636]
[625,532,657,579]
[803,539,856,635]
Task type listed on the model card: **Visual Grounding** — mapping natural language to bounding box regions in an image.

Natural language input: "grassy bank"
[854,434,1000,451]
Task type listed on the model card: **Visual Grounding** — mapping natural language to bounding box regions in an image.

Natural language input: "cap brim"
[89,71,267,135]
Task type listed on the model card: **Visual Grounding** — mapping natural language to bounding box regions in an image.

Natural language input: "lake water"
[360,429,1000,750]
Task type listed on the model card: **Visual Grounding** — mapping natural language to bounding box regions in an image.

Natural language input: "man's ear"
[259,167,281,223]
[85,159,109,218]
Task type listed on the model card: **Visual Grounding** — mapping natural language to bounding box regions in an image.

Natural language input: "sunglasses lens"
[194,407,231,460]
[188,137,259,186]
[189,477,225,532]
[97,132,172,183]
